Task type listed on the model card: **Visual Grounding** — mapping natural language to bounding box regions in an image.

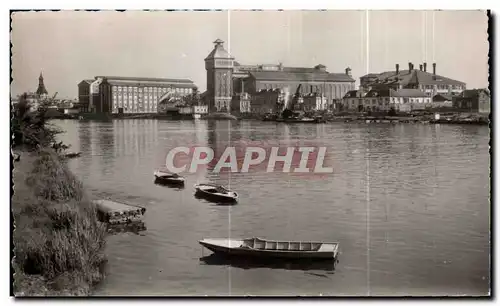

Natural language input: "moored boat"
[199,237,339,260]
[154,170,185,185]
[276,117,320,123]
[64,151,81,158]
[194,183,238,203]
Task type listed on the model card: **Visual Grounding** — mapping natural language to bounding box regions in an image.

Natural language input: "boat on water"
[194,183,238,203]
[199,237,339,260]
[200,253,338,271]
[154,170,185,185]
[64,151,81,158]
[262,113,279,121]
[275,117,323,123]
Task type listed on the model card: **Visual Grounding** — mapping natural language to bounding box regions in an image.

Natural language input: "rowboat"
[64,152,81,158]
[199,237,339,260]
[194,183,238,203]
[154,170,185,185]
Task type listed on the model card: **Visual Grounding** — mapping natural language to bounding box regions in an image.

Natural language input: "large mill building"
[204,39,356,113]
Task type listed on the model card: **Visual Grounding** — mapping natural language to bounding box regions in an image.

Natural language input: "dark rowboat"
[194,183,238,203]
[199,237,339,260]
[64,152,81,158]
[154,170,185,185]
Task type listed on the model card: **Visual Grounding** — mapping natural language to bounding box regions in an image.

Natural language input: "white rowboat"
[199,237,339,260]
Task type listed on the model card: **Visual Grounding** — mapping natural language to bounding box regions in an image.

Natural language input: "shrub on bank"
[11,95,64,151]
[12,148,107,295]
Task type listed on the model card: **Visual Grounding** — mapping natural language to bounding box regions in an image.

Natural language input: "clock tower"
[205,39,234,113]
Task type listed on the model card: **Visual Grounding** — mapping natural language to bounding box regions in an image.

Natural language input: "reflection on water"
[54,119,490,296]
[107,221,147,236]
[153,181,185,191]
[199,253,337,272]
[193,193,239,206]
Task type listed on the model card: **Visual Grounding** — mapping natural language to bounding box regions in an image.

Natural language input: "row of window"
[113,95,159,100]
[114,102,157,106]
[347,98,432,105]
[111,108,157,113]
[113,105,157,109]
[258,83,354,93]
[422,84,464,90]
[111,86,192,94]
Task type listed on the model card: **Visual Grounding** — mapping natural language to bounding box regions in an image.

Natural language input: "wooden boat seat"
[241,238,322,252]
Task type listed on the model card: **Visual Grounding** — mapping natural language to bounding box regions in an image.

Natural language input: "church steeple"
[36,71,48,96]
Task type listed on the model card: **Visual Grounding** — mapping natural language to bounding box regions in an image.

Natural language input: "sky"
[11,10,489,99]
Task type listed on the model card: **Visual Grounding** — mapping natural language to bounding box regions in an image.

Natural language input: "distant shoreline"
[51,112,490,126]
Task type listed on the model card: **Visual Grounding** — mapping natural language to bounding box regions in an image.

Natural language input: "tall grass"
[13,149,107,296]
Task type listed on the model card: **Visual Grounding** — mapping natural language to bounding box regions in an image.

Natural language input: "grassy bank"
[12,98,107,296]
[12,149,107,296]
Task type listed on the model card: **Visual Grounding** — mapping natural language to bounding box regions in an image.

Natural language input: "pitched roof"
[392,88,428,97]
[364,89,391,98]
[104,79,196,88]
[364,88,427,98]
[364,69,465,86]
[282,67,318,73]
[343,90,364,98]
[460,88,490,98]
[204,40,234,60]
[249,71,354,82]
[78,79,95,86]
[433,94,453,101]
[360,73,379,78]
[95,76,194,84]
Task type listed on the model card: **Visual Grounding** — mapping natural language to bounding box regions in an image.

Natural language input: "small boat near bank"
[154,170,185,185]
[274,117,326,124]
[194,183,238,203]
[64,151,81,158]
[199,237,340,260]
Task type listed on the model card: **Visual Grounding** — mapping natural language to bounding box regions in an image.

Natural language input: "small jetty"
[94,199,146,225]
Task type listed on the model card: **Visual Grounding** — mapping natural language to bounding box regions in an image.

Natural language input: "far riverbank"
[60,111,490,126]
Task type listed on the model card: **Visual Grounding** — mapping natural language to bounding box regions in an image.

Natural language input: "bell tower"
[36,71,48,100]
[205,39,234,113]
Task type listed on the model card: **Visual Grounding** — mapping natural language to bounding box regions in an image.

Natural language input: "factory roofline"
[94,76,195,84]
[361,69,465,86]
[249,71,355,82]
[363,88,428,98]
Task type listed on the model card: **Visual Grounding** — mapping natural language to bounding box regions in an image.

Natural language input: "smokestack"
[423,62,427,72]
[419,64,423,71]
[408,62,413,72]
[433,63,436,75]
[396,64,399,74]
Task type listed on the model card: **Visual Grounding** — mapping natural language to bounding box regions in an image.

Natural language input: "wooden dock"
[94,199,146,225]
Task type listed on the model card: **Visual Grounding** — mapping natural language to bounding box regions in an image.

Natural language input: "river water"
[54,119,490,296]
